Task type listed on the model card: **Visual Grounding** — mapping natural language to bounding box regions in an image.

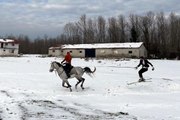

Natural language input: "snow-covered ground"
[0,55,180,120]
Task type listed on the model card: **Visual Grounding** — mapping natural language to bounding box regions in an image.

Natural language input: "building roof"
[49,47,61,50]
[0,39,16,43]
[62,42,143,49]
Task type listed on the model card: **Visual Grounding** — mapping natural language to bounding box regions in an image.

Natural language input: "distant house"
[0,39,19,56]
[48,46,62,57]
[48,42,147,58]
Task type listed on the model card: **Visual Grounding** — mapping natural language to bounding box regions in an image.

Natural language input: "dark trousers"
[138,68,148,78]
[63,63,72,77]
[64,63,71,73]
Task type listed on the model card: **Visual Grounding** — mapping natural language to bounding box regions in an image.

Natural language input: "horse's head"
[49,61,55,72]
[49,61,62,72]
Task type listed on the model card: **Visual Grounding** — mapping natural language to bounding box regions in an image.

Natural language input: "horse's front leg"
[64,80,72,92]
[62,81,69,88]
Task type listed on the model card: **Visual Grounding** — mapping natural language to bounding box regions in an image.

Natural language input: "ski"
[127,78,152,85]
[161,78,173,81]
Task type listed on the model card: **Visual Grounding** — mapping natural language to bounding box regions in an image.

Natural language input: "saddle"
[55,62,73,72]
[62,63,73,74]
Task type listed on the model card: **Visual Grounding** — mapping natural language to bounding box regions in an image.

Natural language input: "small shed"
[48,46,62,57]
[60,42,147,58]
[0,39,19,56]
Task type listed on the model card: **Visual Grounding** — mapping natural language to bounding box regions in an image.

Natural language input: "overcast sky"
[0,0,179,39]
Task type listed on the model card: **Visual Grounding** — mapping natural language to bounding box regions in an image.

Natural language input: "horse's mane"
[53,61,62,67]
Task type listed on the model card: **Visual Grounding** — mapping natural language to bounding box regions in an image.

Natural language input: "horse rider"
[61,52,72,78]
[135,56,154,82]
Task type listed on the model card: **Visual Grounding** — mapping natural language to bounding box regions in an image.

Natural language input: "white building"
[0,39,19,56]
[49,42,147,58]
[48,46,62,57]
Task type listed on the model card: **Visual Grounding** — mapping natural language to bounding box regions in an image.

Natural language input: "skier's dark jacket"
[137,59,153,68]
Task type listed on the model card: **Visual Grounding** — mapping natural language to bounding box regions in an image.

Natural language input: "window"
[5,43,8,46]
[129,51,132,54]
[79,51,82,53]
[52,50,55,52]
[1,43,3,48]
[12,43,15,46]
[10,49,15,53]
[70,51,72,53]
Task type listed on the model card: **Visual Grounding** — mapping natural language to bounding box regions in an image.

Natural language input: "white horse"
[49,61,96,92]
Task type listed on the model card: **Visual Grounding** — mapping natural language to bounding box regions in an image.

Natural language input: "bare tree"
[139,12,155,53]
[156,12,169,58]
[108,17,119,43]
[86,18,96,43]
[169,12,180,58]
[97,16,106,43]
[76,14,87,44]
[64,22,82,44]
[117,15,127,42]
[128,14,141,42]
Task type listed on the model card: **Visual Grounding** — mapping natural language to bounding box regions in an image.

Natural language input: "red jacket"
[63,52,72,64]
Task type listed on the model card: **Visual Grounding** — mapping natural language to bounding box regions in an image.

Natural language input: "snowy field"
[0,55,180,120]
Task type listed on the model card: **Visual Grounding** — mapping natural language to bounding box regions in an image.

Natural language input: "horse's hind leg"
[80,78,85,90]
[75,77,85,90]
[75,80,82,89]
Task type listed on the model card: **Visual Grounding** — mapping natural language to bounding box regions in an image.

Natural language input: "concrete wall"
[95,45,147,58]
[0,49,19,56]
[96,48,139,58]
[61,46,147,58]
[139,45,147,57]
[2,43,19,49]
[54,44,147,58]
[62,49,85,58]
[48,49,62,57]
[0,43,19,56]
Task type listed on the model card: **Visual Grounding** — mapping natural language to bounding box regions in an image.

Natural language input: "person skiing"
[135,56,154,82]
[61,52,72,78]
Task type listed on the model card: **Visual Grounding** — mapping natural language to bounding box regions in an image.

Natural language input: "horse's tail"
[83,67,96,77]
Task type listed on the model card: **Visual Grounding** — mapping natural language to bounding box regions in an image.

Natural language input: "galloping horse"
[49,61,96,92]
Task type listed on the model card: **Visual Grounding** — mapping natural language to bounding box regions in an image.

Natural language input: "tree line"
[4,11,180,58]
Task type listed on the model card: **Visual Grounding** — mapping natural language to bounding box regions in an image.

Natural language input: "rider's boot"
[139,77,145,82]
